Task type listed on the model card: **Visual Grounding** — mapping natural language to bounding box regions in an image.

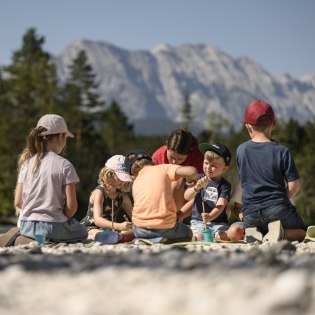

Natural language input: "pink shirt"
[152,145,204,173]
[132,164,181,229]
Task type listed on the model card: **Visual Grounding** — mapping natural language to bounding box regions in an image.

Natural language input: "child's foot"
[245,227,263,243]
[263,220,284,242]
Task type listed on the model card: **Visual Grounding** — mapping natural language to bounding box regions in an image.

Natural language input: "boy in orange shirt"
[124,149,197,243]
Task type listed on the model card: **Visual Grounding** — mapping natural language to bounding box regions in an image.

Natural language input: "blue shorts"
[190,219,230,238]
[243,203,307,234]
[134,221,191,241]
[20,219,88,242]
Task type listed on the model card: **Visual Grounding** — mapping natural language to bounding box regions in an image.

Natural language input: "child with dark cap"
[237,100,307,242]
[124,149,198,243]
[185,143,244,241]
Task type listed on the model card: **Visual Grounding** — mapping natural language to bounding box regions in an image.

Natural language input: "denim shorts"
[133,221,191,241]
[243,203,307,234]
[190,219,229,238]
[20,219,88,242]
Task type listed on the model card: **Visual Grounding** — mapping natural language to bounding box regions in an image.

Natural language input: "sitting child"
[184,143,244,242]
[81,155,134,243]
[124,149,198,243]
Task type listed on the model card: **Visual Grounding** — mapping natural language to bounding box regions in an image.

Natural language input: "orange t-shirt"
[132,164,181,229]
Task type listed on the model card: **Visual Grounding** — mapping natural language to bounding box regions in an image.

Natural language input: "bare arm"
[175,166,197,179]
[202,197,228,222]
[64,183,78,218]
[184,176,209,201]
[14,182,23,215]
[15,182,23,209]
[93,190,132,231]
[122,194,133,218]
[233,202,243,221]
[287,179,300,200]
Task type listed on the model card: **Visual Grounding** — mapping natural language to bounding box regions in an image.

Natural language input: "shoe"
[94,230,119,244]
[119,233,135,243]
[0,227,20,247]
[303,226,315,242]
[263,220,284,242]
[245,227,263,243]
[14,235,34,246]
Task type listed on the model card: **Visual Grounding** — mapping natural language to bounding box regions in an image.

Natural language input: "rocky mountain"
[55,40,315,135]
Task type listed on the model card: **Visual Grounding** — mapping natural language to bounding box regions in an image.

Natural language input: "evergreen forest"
[1,28,314,225]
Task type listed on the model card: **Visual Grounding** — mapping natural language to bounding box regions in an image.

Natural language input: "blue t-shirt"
[236,140,299,214]
[191,173,231,223]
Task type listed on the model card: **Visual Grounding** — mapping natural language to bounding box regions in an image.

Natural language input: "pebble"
[0,240,315,315]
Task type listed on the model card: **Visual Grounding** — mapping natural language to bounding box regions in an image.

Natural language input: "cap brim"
[66,130,74,138]
[116,172,133,182]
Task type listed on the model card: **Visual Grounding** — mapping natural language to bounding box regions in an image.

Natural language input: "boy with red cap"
[237,100,306,243]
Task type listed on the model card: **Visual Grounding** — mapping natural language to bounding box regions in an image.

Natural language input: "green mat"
[130,239,249,246]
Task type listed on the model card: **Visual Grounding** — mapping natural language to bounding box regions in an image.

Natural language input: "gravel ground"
[1,239,315,315]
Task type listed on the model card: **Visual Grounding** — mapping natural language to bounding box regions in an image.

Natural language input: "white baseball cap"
[105,155,133,182]
[37,114,74,138]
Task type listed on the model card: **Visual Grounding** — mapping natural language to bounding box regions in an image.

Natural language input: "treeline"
[0,28,314,225]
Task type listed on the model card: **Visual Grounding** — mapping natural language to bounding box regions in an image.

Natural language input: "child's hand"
[195,176,210,191]
[201,212,210,223]
[119,222,133,231]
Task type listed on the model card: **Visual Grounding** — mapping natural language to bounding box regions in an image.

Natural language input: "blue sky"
[1,0,314,78]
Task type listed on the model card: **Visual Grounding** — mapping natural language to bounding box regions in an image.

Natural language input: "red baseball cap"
[241,100,275,126]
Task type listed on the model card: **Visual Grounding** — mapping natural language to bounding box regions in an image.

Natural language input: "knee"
[227,224,245,241]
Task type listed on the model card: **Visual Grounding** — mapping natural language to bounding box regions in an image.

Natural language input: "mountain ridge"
[55,40,315,135]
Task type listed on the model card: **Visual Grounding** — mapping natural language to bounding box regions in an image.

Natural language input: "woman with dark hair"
[152,128,203,172]
[152,128,204,222]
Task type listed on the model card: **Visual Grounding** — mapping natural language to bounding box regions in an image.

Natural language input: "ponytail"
[17,126,51,173]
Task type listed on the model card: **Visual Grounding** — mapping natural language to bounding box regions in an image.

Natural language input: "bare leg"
[193,232,203,241]
[227,224,245,241]
[88,228,101,240]
[284,229,306,242]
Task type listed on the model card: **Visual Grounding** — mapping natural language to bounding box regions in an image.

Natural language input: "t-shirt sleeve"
[63,160,80,185]
[282,149,299,182]
[219,180,231,201]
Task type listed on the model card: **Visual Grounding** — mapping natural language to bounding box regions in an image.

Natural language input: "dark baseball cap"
[124,149,152,175]
[198,143,231,166]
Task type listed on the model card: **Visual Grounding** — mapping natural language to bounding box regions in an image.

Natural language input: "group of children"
[0,99,308,247]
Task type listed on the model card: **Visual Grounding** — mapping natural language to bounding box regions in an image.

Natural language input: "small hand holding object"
[201,212,209,223]
[195,176,210,191]
[122,215,133,230]
[120,221,133,231]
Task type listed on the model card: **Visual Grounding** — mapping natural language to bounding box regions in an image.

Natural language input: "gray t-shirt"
[18,151,79,222]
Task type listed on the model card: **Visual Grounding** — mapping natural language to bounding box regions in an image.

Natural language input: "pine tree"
[180,92,194,129]
[0,28,61,217]
[100,100,134,154]
[60,50,106,218]
[61,49,105,151]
